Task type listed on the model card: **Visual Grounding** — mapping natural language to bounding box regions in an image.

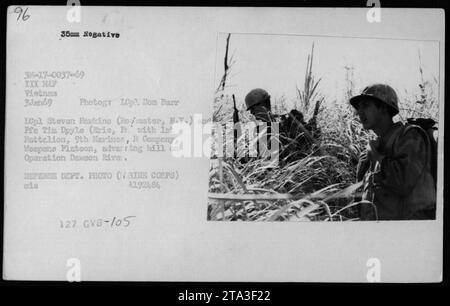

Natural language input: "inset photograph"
[208,33,439,222]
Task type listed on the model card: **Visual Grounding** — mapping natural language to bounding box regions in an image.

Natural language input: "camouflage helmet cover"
[350,84,399,116]
[245,88,270,110]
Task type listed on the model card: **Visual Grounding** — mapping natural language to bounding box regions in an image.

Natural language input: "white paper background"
[4,6,444,282]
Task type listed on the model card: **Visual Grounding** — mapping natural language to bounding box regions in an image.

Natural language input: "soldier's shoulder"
[399,123,429,145]
[403,123,427,138]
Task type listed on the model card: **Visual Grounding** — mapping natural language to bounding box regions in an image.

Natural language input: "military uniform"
[358,122,436,220]
[278,110,318,164]
[351,84,436,220]
[243,89,318,165]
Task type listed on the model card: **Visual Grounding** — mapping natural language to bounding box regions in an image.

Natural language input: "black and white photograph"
[208,32,439,222]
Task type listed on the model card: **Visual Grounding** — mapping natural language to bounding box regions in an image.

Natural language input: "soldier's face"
[356,98,383,130]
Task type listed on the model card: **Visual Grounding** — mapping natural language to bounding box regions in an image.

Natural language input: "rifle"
[232,94,239,125]
[232,94,240,158]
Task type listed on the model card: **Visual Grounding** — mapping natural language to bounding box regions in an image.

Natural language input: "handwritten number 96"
[14,7,30,21]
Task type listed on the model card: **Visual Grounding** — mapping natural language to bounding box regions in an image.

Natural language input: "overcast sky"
[215,33,440,110]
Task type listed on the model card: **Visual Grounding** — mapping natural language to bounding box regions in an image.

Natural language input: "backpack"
[405,118,438,188]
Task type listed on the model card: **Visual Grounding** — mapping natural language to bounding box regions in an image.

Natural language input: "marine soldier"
[350,84,436,220]
[244,88,319,164]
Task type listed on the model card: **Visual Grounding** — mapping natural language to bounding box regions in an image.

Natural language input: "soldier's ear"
[382,104,392,116]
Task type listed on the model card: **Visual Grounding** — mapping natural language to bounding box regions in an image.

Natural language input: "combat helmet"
[245,88,270,110]
[350,84,399,116]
